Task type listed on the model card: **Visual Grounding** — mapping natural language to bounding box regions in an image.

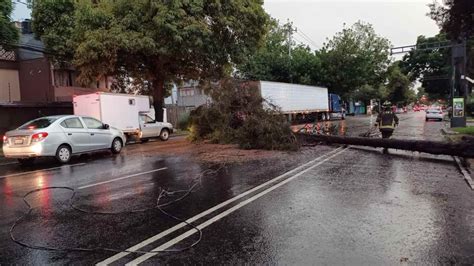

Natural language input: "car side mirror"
[103,124,110,129]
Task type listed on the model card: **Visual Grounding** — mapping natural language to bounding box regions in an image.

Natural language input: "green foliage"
[189,79,298,151]
[466,99,474,117]
[350,84,389,104]
[177,112,190,131]
[386,63,412,104]
[236,19,321,86]
[429,0,474,40]
[32,0,269,120]
[319,21,391,98]
[31,0,75,62]
[400,34,451,99]
[452,126,474,135]
[0,0,19,49]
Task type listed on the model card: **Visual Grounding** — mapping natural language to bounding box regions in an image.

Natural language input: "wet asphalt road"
[0,111,473,265]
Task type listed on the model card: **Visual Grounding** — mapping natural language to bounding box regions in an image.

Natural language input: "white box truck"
[73,92,173,142]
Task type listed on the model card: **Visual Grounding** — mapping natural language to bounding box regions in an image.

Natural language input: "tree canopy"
[236,20,321,86]
[386,63,414,104]
[318,21,391,99]
[399,34,451,99]
[0,0,19,50]
[238,20,394,103]
[429,0,474,40]
[32,0,269,120]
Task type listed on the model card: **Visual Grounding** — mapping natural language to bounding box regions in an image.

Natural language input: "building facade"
[0,21,111,104]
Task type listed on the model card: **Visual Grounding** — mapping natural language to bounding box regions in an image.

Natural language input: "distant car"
[413,106,420,112]
[395,108,404,114]
[425,109,444,121]
[2,115,126,165]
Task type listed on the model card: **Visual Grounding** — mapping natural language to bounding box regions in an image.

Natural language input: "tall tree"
[399,34,451,99]
[318,21,391,98]
[429,0,473,87]
[32,0,269,121]
[0,0,19,49]
[429,0,474,40]
[236,19,321,86]
[386,63,412,104]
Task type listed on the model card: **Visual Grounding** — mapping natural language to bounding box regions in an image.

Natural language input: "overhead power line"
[296,29,320,50]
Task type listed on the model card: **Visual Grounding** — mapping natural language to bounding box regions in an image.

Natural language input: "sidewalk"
[441,125,474,179]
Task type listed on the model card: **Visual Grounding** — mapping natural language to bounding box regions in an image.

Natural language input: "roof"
[18,34,45,61]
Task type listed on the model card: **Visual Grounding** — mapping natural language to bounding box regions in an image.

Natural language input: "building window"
[180,88,195,97]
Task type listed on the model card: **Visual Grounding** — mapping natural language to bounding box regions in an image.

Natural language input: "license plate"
[14,138,24,145]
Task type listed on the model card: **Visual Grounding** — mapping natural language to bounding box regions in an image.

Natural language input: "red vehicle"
[413,106,420,112]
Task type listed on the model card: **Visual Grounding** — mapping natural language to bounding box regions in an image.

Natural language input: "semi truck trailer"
[258,81,345,122]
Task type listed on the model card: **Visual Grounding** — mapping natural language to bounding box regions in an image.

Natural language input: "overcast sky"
[12,0,440,50]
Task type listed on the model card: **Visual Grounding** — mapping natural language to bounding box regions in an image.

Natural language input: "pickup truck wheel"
[18,158,35,166]
[56,145,71,164]
[111,138,123,154]
[159,129,170,141]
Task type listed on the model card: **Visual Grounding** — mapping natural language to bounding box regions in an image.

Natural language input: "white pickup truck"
[73,93,173,143]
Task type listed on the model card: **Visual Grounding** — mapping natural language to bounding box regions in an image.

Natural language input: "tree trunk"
[297,133,474,158]
[152,79,165,122]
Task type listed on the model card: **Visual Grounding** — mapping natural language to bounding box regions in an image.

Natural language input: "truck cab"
[138,113,173,142]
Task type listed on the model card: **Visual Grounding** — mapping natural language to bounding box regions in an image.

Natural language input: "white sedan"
[425,109,444,121]
[3,115,126,165]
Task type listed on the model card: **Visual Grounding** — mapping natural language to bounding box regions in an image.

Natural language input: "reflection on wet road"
[1,112,473,265]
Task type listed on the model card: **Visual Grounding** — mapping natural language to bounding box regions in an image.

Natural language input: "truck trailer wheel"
[159,129,170,141]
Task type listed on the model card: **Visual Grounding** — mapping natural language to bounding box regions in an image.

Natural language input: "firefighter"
[376,101,399,139]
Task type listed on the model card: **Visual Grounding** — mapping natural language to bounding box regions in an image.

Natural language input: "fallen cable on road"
[297,133,474,158]
[9,165,225,255]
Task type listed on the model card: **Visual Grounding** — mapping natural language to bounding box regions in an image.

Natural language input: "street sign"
[453,98,464,117]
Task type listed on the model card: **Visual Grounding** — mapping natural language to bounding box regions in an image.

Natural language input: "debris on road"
[188,79,298,151]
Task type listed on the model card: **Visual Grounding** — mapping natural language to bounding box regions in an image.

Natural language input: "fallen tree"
[297,133,474,158]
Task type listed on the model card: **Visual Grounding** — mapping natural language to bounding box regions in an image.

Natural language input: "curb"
[441,128,459,135]
[454,157,474,190]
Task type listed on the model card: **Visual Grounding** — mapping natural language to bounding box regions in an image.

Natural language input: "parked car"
[2,115,126,165]
[425,108,444,121]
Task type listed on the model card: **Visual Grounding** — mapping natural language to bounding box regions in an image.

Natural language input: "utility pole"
[8,82,11,102]
[284,20,296,83]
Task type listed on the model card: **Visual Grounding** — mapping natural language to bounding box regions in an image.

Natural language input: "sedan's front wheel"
[56,145,72,164]
[111,138,123,154]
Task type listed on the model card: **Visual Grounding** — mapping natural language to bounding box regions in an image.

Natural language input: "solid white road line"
[454,156,474,190]
[127,148,348,265]
[0,161,19,166]
[0,163,86,179]
[96,147,346,265]
[77,167,168,190]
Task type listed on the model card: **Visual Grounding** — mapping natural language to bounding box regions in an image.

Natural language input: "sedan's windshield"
[18,118,58,130]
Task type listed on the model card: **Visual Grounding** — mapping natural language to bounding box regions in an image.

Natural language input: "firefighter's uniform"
[376,110,399,139]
